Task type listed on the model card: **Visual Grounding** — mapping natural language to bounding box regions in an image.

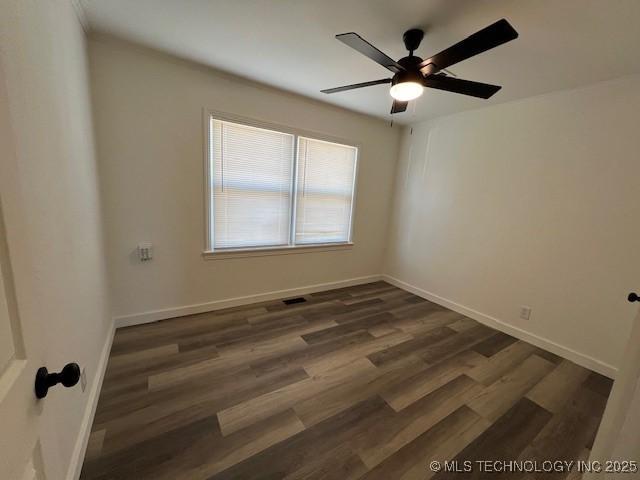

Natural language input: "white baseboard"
[114,275,384,328]
[112,272,616,378]
[66,320,115,480]
[383,275,617,379]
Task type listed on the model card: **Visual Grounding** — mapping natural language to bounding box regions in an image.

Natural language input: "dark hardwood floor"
[80,281,612,480]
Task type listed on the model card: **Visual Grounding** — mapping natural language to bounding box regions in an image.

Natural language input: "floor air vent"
[283,297,306,305]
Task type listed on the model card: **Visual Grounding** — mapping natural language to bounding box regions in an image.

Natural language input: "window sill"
[202,242,354,260]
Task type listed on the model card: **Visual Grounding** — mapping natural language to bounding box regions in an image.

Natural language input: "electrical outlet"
[80,367,87,392]
[519,306,532,320]
[137,242,153,262]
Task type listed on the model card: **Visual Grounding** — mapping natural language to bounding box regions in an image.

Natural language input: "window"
[210,120,294,249]
[295,137,357,245]
[206,115,358,253]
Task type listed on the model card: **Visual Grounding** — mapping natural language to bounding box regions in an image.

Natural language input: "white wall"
[88,36,401,323]
[385,75,640,375]
[0,1,112,478]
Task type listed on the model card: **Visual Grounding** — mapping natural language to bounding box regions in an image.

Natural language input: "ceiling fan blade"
[321,78,392,94]
[422,75,501,99]
[336,33,405,73]
[418,19,518,75]
[391,100,408,114]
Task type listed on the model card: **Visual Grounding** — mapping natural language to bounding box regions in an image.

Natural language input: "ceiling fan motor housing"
[393,56,425,86]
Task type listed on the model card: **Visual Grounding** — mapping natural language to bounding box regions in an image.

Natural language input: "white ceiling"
[79,0,640,124]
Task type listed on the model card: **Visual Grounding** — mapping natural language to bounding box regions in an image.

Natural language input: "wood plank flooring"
[80,282,613,480]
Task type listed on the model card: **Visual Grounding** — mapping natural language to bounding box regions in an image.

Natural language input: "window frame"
[202,110,359,259]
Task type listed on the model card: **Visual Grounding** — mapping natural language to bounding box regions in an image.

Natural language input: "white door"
[0,61,48,480]
[589,300,640,477]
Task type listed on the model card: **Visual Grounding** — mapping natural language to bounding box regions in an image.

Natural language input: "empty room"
[1,0,640,479]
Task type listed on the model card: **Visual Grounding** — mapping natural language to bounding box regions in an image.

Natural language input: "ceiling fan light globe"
[390,82,424,101]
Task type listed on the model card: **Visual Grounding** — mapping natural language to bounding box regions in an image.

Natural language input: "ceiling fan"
[321,19,518,114]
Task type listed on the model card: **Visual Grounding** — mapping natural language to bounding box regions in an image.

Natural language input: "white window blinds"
[208,116,357,251]
[295,137,357,244]
[211,119,294,249]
